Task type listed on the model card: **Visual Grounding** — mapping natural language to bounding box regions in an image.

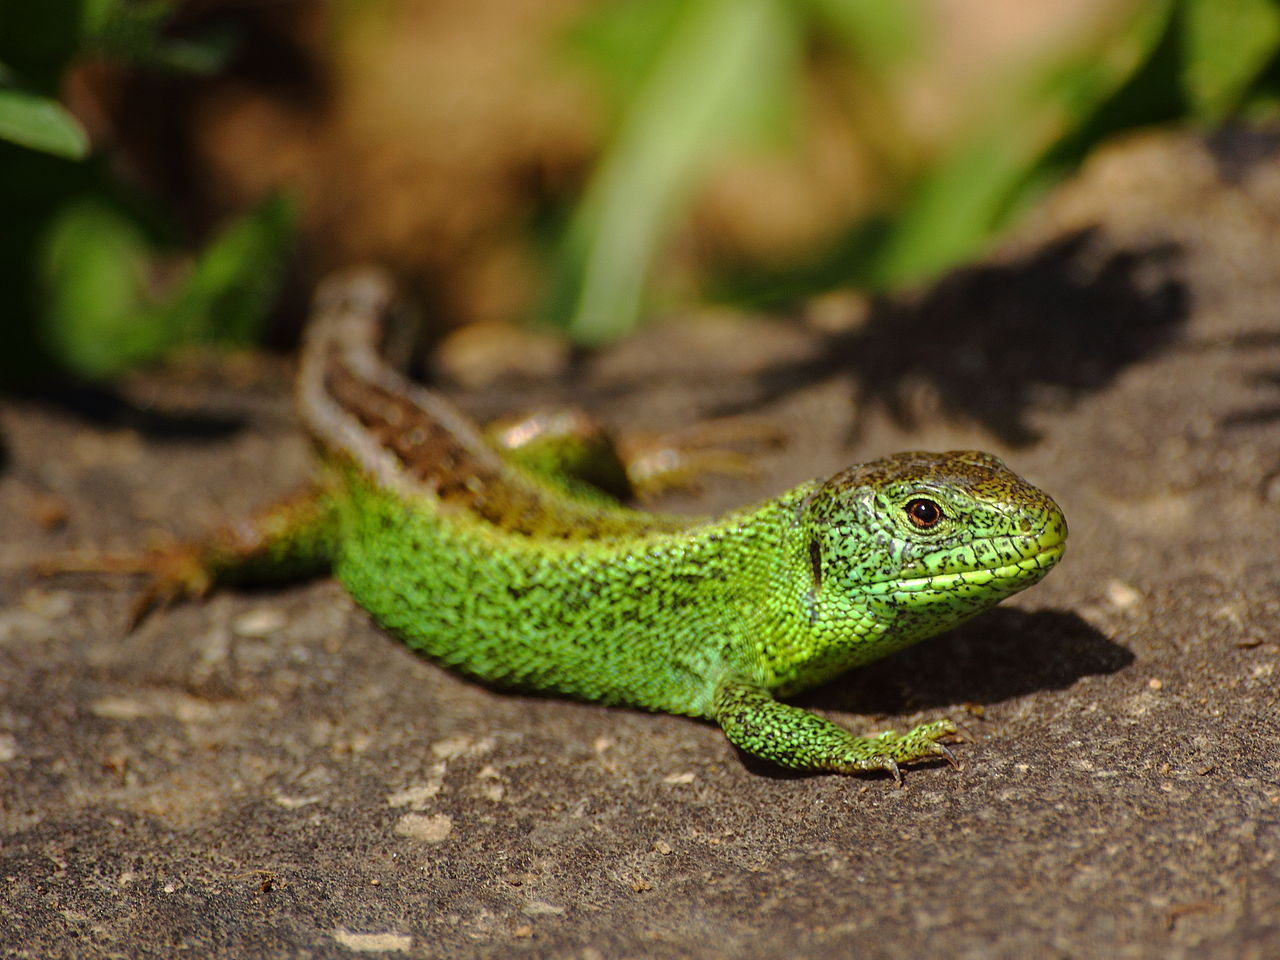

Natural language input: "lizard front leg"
[712,678,958,781]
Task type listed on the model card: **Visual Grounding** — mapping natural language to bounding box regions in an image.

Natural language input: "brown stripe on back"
[321,348,690,541]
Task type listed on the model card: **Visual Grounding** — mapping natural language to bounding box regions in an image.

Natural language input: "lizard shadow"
[8,384,249,446]
[716,228,1189,447]
[799,607,1130,715]
[739,608,1129,780]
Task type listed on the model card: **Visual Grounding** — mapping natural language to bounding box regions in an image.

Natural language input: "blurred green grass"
[0,0,290,384]
[2,0,1279,381]
[554,0,1280,342]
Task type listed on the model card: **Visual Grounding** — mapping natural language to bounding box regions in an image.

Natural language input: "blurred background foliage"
[0,0,294,382]
[2,0,1280,382]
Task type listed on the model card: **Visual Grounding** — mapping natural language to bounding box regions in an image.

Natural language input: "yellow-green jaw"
[772,450,1067,685]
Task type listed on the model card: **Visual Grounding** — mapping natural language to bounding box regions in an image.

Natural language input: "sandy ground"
[2,130,1278,959]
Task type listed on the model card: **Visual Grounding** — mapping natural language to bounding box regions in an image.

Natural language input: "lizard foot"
[34,542,214,629]
[831,719,961,779]
[714,680,961,780]
[618,414,787,501]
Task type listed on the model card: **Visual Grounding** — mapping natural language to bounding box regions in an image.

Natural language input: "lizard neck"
[296,270,693,542]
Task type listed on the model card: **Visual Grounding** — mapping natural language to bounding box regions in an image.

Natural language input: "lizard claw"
[933,741,960,770]
[884,758,903,786]
[124,543,214,630]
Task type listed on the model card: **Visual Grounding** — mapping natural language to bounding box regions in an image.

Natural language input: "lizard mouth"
[884,538,1065,596]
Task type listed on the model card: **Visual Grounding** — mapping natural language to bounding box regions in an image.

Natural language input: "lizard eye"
[905,498,944,528]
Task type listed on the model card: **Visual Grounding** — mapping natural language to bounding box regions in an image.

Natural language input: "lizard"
[123,267,1068,780]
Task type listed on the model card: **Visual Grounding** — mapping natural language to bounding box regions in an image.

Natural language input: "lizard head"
[802,450,1066,636]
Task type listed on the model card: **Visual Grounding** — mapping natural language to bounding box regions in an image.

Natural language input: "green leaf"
[0,88,88,158]
[38,194,295,380]
[80,0,231,75]
[565,0,688,114]
[804,0,923,73]
[152,192,296,346]
[551,0,802,345]
[149,29,236,76]
[1182,0,1280,120]
[864,0,1180,288]
[39,197,167,378]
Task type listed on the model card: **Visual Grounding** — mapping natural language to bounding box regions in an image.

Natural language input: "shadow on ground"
[725,228,1188,446]
[4,384,248,445]
[800,608,1131,717]
[737,608,1129,782]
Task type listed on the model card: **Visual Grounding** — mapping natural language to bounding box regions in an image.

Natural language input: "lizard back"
[296,270,695,543]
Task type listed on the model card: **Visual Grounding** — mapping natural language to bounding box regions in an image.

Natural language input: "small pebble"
[232,608,287,638]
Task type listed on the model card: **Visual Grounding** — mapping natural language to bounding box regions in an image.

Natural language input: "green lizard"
[135,268,1067,779]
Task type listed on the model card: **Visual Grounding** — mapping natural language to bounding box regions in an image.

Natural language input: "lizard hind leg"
[711,679,958,780]
[485,408,633,505]
[487,408,786,505]
[39,482,342,629]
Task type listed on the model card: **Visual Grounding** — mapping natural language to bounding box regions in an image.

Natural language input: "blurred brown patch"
[67,0,1122,339]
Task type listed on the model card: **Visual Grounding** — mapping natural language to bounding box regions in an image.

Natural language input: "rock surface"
[2,131,1279,959]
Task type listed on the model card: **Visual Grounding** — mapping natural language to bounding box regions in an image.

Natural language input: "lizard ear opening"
[808,538,822,591]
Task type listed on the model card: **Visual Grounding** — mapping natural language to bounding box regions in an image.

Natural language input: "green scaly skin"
[181,269,1067,779]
